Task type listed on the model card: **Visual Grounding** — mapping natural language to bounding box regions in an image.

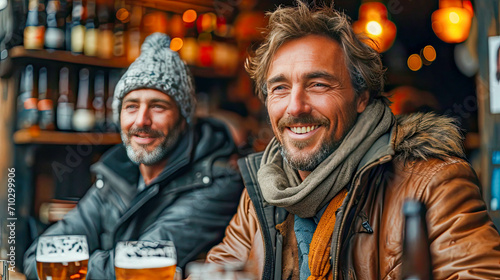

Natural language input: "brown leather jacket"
[207,113,500,280]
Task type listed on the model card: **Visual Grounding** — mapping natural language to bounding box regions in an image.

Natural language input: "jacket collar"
[91,117,235,189]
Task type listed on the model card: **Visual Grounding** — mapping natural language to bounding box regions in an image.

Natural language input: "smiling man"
[23,33,243,280]
[206,3,500,280]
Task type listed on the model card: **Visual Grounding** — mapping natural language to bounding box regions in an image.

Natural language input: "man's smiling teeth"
[290,125,319,134]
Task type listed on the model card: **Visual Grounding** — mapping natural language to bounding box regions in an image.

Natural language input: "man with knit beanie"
[206,3,500,280]
[23,33,244,279]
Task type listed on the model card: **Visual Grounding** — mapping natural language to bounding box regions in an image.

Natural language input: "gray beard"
[121,124,183,166]
[279,138,340,171]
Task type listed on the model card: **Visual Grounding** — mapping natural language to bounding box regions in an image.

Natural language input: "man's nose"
[134,106,152,127]
[286,87,312,116]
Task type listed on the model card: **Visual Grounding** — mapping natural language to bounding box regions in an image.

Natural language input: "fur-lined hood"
[393,112,465,161]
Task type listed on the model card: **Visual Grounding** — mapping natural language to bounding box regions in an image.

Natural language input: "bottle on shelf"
[93,70,106,130]
[84,0,98,56]
[127,5,143,63]
[72,68,96,131]
[401,200,434,280]
[17,65,39,129]
[24,0,45,50]
[56,67,74,131]
[70,0,85,54]
[106,70,119,132]
[97,0,114,59]
[38,67,55,130]
[45,0,65,50]
[64,0,73,51]
[112,0,127,57]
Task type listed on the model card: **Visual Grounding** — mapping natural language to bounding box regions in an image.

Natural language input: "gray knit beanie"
[113,33,196,124]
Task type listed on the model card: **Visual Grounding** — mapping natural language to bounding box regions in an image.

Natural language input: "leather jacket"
[24,118,244,280]
[207,113,500,279]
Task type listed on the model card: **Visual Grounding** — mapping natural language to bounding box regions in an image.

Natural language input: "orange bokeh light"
[116,8,130,23]
[408,54,423,71]
[431,1,472,43]
[170,37,183,52]
[353,2,396,53]
[422,45,436,62]
[183,9,197,23]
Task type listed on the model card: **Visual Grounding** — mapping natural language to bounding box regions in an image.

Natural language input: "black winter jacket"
[24,118,244,280]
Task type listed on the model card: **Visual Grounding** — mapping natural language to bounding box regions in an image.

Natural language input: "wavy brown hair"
[245,1,388,104]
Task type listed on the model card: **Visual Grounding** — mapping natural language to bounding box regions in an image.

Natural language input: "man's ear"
[356,90,370,113]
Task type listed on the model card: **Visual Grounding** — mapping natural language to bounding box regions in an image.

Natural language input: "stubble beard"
[277,113,357,172]
[280,134,339,172]
[121,121,183,166]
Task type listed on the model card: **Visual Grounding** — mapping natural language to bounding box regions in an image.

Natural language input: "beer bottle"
[106,70,119,132]
[64,0,73,51]
[97,0,113,59]
[84,0,98,56]
[45,0,65,50]
[93,70,106,130]
[72,68,95,131]
[56,67,74,131]
[127,5,143,63]
[112,0,127,57]
[17,65,38,129]
[38,67,55,130]
[70,0,85,54]
[24,0,45,50]
[401,200,434,280]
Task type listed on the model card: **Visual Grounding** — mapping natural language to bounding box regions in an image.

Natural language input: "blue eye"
[124,104,138,110]
[271,85,289,94]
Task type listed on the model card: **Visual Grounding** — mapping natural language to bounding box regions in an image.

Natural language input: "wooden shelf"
[7,46,131,68]
[14,129,122,145]
[189,65,236,79]
[1,46,235,78]
[130,0,216,13]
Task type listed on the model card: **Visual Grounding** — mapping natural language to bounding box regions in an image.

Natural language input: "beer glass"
[36,235,89,280]
[114,240,177,280]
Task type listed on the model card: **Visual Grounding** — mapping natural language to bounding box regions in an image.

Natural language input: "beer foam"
[114,257,176,269]
[36,252,89,263]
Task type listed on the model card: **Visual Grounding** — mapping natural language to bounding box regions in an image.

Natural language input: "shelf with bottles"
[2,46,130,72]
[8,0,243,77]
[2,45,237,80]
[15,63,122,140]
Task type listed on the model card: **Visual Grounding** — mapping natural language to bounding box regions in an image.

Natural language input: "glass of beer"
[114,240,177,280]
[36,235,89,280]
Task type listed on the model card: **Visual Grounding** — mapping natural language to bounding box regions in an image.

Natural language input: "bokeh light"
[170,37,183,52]
[449,12,460,24]
[116,8,130,23]
[366,21,383,36]
[423,45,437,62]
[408,54,423,71]
[183,9,197,23]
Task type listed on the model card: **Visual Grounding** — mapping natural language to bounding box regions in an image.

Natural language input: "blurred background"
[0,0,499,272]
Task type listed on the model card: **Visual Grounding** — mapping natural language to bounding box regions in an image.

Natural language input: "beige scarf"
[257,100,394,218]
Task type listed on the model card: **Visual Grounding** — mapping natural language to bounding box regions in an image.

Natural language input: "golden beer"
[36,256,88,280]
[115,257,176,280]
[36,235,89,280]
